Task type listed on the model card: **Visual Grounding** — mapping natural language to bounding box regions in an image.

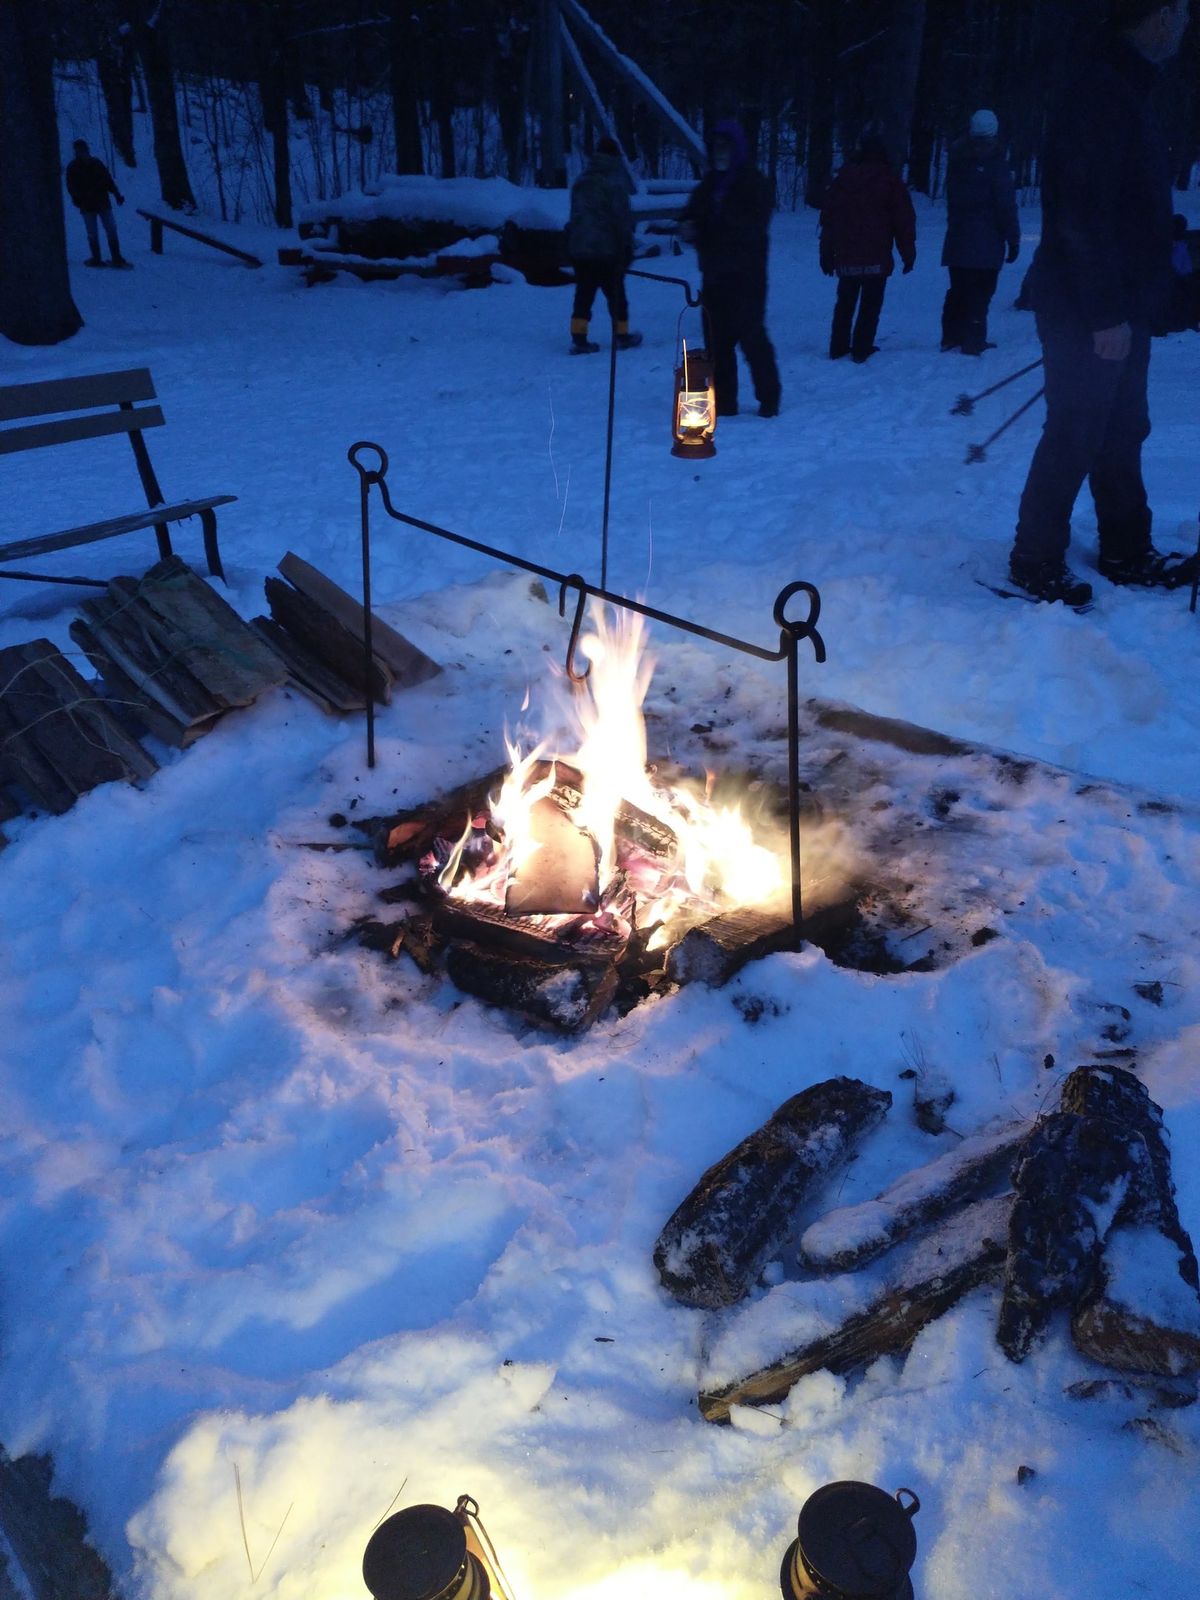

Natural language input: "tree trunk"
[803,0,836,208]
[127,0,195,209]
[388,0,424,174]
[536,0,565,186]
[96,0,136,168]
[877,0,926,172]
[256,0,293,229]
[0,0,83,346]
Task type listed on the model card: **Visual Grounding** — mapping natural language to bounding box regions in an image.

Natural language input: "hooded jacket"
[680,120,774,282]
[1027,30,1173,330]
[819,155,916,277]
[566,151,634,262]
[941,135,1020,271]
[65,152,120,212]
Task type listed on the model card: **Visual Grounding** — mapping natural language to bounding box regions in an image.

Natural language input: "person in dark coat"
[679,120,781,416]
[818,132,917,363]
[940,110,1020,354]
[64,139,128,267]
[566,137,641,353]
[1008,0,1194,606]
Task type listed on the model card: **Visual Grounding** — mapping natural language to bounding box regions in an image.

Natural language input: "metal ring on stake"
[773,581,826,663]
[348,440,390,483]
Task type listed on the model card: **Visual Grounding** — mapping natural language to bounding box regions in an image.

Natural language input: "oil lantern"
[672,340,717,459]
[780,1481,921,1600]
[363,1494,514,1600]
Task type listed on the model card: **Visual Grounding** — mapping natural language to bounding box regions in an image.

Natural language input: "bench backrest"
[0,369,164,457]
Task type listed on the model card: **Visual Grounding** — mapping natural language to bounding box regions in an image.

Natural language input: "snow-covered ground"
[2,104,1200,1600]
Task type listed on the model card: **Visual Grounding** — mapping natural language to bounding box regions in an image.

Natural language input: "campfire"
[360,604,860,1031]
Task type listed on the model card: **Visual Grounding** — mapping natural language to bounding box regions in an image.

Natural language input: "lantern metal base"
[779,1540,914,1600]
[671,438,716,460]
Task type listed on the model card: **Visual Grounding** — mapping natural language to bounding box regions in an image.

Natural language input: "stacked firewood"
[650,1065,1200,1423]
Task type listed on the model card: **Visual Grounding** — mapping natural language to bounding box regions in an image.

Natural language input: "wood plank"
[265,575,394,703]
[124,558,287,708]
[0,368,155,423]
[135,209,264,266]
[75,590,225,732]
[16,641,157,782]
[0,406,165,457]
[250,615,367,713]
[277,552,441,687]
[0,496,235,564]
[69,618,198,748]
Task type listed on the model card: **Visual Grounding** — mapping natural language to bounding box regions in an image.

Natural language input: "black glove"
[902,260,914,275]
[116,193,125,206]
[1006,241,1019,264]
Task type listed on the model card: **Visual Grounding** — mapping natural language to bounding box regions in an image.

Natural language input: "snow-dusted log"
[998,1065,1199,1363]
[664,908,793,987]
[798,1120,1027,1274]
[700,1193,1011,1422]
[444,940,618,1034]
[654,1077,893,1310]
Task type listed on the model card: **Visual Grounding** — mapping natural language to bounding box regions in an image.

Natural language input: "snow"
[3,95,1200,1600]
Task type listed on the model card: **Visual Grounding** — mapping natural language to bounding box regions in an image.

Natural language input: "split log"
[366,765,509,867]
[504,794,599,915]
[278,552,441,688]
[444,939,618,1033]
[265,575,393,703]
[356,914,441,974]
[665,907,793,987]
[0,639,157,812]
[1064,1373,1197,1408]
[251,615,366,714]
[998,1064,1199,1363]
[798,1119,1027,1274]
[0,1449,115,1600]
[71,592,225,740]
[653,1077,893,1309]
[699,1193,1011,1422]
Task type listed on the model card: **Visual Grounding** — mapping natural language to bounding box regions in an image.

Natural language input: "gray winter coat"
[566,152,633,262]
[941,136,1019,271]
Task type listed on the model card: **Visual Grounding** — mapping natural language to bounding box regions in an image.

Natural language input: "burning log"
[798,1119,1027,1274]
[998,1065,1200,1364]
[444,940,618,1033]
[699,1192,1012,1422]
[653,1077,893,1309]
[664,907,793,987]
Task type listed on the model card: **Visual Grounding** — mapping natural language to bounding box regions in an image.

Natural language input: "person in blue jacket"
[940,110,1020,355]
[566,137,642,354]
[1008,0,1195,606]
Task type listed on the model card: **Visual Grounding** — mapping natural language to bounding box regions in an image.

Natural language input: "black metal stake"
[601,313,618,590]
[358,453,376,767]
[347,442,825,943]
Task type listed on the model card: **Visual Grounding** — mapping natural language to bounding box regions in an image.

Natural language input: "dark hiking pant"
[702,271,781,413]
[942,266,1000,353]
[82,206,121,262]
[1012,316,1153,569]
[571,257,628,334]
[830,275,886,360]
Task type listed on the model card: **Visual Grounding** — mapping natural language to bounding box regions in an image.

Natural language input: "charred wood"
[664,907,794,987]
[444,939,618,1033]
[653,1077,893,1309]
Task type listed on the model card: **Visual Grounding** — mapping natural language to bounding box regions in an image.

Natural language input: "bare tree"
[0,0,83,345]
[124,0,195,208]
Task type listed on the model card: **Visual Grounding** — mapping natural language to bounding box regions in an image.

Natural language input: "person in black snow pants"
[819,131,917,363]
[940,110,1020,355]
[567,137,642,354]
[679,120,781,417]
[64,140,128,267]
[1008,0,1195,608]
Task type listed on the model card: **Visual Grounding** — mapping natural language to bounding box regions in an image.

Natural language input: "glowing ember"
[421,605,784,945]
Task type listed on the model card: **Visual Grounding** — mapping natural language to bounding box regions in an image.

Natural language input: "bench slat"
[0,368,156,423]
[0,405,166,457]
[0,496,236,563]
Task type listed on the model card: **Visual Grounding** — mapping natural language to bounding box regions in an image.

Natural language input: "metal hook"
[348,440,389,483]
[558,574,591,682]
[773,580,826,664]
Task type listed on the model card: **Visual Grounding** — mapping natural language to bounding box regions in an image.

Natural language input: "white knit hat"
[970,109,999,138]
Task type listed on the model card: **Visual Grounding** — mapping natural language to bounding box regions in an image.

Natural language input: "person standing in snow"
[566,136,641,354]
[1008,0,1195,607]
[940,109,1020,355]
[64,139,129,268]
[818,130,917,363]
[678,120,781,416]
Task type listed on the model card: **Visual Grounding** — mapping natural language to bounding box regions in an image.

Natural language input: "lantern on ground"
[672,341,717,459]
[363,1494,514,1600]
[780,1482,920,1600]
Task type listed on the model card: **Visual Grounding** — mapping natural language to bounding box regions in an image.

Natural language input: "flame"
[438,604,784,938]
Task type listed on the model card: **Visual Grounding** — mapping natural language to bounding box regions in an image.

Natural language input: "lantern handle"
[895,1487,921,1518]
[559,574,592,683]
[773,580,826,664]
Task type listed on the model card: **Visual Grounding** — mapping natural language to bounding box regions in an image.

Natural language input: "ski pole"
[966,387,1045,464]
[951,357,1044,416]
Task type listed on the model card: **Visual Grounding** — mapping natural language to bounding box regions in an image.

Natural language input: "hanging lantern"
[672,340,717,459]
[363,1494,515,1600]
[780,1482,921,1600]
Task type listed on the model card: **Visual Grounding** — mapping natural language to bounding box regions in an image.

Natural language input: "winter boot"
[1096,545,1200,590]
[616,330,643,350]
[570,316,599,354]
[85,256,103,267]
[1007,557,1093,607]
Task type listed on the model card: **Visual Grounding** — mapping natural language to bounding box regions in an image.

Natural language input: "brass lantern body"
[672,348,717,459]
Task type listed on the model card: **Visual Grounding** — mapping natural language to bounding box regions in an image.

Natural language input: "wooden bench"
[137,208,263,267]
[0,368,234,588]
